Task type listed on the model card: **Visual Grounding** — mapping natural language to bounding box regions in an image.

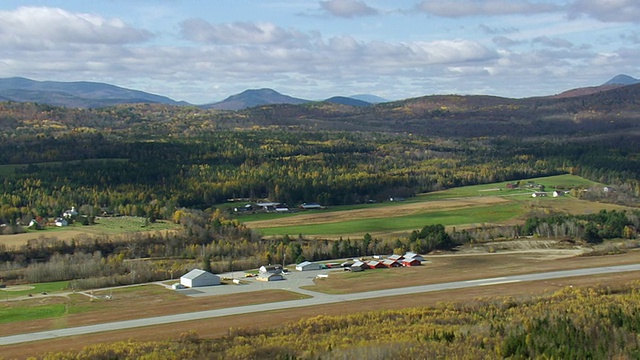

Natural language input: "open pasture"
[242,174,629,238]
[0,217,179,248]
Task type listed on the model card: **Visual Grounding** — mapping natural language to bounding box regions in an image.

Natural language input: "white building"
[180,269,221,288]
[296,261,322,271]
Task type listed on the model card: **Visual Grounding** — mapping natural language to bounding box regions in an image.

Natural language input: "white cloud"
[568,0,640,23]
[0,6,151,48]
[416,0,560,17]
[532,36,574,48]
[319,0,378,18]
[180,19,311,45]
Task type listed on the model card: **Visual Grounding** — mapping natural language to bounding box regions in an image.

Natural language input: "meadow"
[242,174,604,238]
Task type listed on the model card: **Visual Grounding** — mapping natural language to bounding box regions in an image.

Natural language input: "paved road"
[2,263,640,346]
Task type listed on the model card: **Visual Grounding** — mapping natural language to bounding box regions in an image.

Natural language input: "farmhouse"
[180,269,221,288]
[63,206,78,218]
[54,218,68,227]
[296,261,321,271]
[553,190,565,197]
[256,272,284,281]
[259,264,283,274]
[300,202,323,210]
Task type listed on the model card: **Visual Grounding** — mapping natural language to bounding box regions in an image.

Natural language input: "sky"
[0,0,638,104]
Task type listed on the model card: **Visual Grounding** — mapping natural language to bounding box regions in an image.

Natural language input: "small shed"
[296,261,322,271]
[256,272,284,282]
[180,269,221,288]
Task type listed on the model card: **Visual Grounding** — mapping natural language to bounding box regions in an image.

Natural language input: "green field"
[244,174,601,237]
[0,281,70,300]
[257,202,524,236]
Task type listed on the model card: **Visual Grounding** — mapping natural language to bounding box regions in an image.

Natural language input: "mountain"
[604,74,640,86]
[323,96,371,107]
[203,88,309,110]
[552,74,640,99]
[349,94,388,103]
[0,77,186,108]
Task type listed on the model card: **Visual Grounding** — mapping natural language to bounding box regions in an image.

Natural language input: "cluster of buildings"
[233,202,324,213]
[339,252,424,272]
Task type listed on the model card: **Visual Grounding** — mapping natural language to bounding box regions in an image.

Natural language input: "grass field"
[242,174,621,238]
[0,281,70,300]
[0,217,180,247]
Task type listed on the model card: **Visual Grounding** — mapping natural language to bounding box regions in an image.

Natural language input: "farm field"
[242,174,630,238]
[0,217,180,247]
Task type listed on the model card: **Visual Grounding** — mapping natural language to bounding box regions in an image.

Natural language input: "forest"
[0,97,640,287]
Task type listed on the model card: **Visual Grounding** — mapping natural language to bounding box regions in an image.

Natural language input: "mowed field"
[0,217,180,247]
[242,174,633,238]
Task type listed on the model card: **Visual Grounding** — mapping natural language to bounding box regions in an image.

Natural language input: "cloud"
[0,6,151,48]
[532,36,574,48]
[180,19,311,45]
[319,0,378,18]
[416,0,560,17]
[568,0,640,23]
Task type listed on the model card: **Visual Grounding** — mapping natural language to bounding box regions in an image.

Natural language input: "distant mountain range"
[0,75,637,109]
[0,77,186,108]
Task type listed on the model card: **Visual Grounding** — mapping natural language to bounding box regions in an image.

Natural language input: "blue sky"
[0,0,638,104]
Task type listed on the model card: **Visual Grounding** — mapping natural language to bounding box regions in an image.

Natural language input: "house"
[402,258,422,267]
[275,204,290,212]
[54,218,68,227]
[259,264,283,274]
[300,202,323,210]
[256,272,284,281]
[532,192,547,198]
[366,260,385,269]
[63,206,78,218]
[233,204,254,213]
[382,259,401,268]
[296,261,321,271]
[256,202,280,212]
[552,190,565,197]
[180,269,221,288]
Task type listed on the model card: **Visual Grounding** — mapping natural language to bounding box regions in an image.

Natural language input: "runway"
[1,263,639,346]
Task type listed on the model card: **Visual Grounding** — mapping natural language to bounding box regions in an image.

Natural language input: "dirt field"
[0,228,178,248]
[244,196,510,228]
[2,248,640,359]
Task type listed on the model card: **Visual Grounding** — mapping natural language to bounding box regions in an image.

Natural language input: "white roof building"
[296,261,322,271]
[180,269,221,288]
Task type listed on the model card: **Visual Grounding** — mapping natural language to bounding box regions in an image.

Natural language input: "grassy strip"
[256,201,524,236]
[0,304,68,324]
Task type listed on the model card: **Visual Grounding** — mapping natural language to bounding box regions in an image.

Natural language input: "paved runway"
[1,263,639,346]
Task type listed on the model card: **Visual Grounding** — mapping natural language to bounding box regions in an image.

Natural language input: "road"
[1,263,640,346]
